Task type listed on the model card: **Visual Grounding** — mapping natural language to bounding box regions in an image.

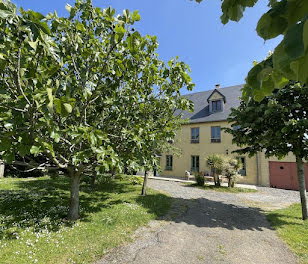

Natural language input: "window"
[166,155,173,170]
[237,157,246,176]
[212,100,222,112]
[191,127,200,143]
[211,126,221,143]
[191,155,199,172]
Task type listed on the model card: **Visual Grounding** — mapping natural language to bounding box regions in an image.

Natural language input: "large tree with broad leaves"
[224,82,308,220]
[194,0,308,101]
[0,0,194,220]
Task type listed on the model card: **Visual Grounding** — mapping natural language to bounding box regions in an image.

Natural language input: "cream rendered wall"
[258,151,296,186]
[161,121,259,185]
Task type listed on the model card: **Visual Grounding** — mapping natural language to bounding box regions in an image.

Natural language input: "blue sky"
[13,0,281,94]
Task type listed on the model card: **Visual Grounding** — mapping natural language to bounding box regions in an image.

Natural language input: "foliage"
[267,203,308,263]
[194,172,205,186]
[225,82,308,159]
[0,176,171,264]
[224,82,308,219]
[223,156,241,188]
[205,154,224,186]
[194,0,308,101]
[115,174,143,185]
[0,0,193,219]
[205,155,241,188]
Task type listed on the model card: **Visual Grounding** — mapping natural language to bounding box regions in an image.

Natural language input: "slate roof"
[176,84,244,124]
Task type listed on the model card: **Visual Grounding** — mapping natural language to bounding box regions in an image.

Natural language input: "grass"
[267,203,308,264]
[0,175,171,264]
[186,183,257,193]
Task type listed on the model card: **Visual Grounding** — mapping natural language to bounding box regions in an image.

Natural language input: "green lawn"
[186,183,257,193]
[0,176,171,264]
[267,203,308,264]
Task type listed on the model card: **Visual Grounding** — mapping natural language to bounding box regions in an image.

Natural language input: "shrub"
[115,174,143,185]
[195,172,205,186]
[223,157,241,188]
[129,176,144,185]
[205,154,224,186]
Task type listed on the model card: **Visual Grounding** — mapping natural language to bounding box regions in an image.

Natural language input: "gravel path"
[97,180,300,264]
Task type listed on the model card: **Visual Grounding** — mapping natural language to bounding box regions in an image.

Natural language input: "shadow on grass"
[267,206,304,229]
[1,176,275,243]
[0,176,132,240]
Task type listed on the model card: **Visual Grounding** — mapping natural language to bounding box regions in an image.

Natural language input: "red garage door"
[269,161,308,191]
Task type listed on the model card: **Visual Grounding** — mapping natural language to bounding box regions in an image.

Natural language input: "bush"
[128,176,144,185]
[195,172,205,186]
[205,154,224,186]
[223,157,241,188]
[115,174,144,185]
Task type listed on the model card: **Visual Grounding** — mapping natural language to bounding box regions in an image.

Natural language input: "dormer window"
[212,100,222,112]
[207,85,226,114]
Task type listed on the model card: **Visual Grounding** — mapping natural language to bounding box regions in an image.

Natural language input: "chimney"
[215,84,220,89]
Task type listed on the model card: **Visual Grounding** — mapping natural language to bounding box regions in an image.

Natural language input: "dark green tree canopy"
[225,82,308,159]
[224,82,308,220]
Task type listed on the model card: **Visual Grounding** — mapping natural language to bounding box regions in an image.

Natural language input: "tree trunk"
[296,157,308,220]
[90,172,96,190]
[228,177,231,188]
[231,177,235,188]
[0,161,4,178]
[213,169,220,187]
[141,171,148,196]
[68,167,82,221]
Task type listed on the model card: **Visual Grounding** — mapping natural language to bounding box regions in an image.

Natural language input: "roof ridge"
[183,84,244,97]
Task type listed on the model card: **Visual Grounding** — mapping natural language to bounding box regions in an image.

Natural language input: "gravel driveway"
[97,180,300,264]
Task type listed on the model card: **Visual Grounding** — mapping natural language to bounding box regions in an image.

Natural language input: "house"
[160,84,308,190]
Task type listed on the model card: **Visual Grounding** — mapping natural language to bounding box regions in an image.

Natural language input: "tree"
[194,0,308,101]
[0,0,194,220]
[205,154,224,186]
[223,156,241,188]
[224,82,308,220]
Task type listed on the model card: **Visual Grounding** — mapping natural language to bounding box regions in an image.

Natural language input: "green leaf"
[3,152,14,164]
[0,138,10,151]
[123,9,129,22]
[0,0,16,18]
[54,98,62,114]
[115,24,126,34]
[131,10,141,22]
[272,43,296,80]
[127,32,141,53]
[18,145,31,157]
[284,22,305,60]
[76,22,85,31]
[47,88,54,113]
[287,0,308,24]
[303,20,308,51]
[30,145,41,156]
[51,131,60,143]
[63,103,72,114]
[291,49,308,84]
[256,13,287,40]
[28,40,39,50]
[65,4,72,13]
[0,9,13,18]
